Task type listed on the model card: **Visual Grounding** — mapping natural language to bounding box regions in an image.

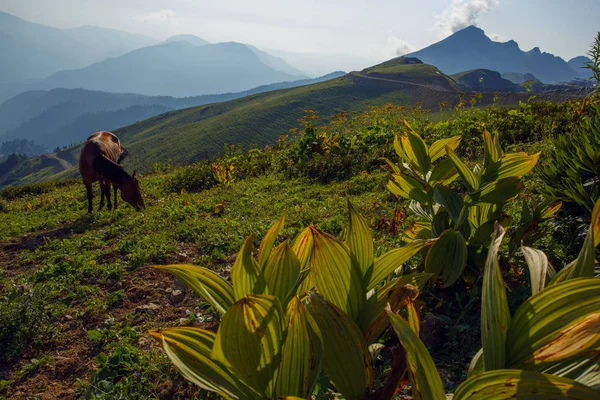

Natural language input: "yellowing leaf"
[264,241,301,305]
[401,130,431,175]
[387,307,446,400]
[521,246,550,295]
[258,214,285,267]
[231,235,265,301]
[481,152,541,183]
[310,227,365,320]
[345,199,374,276]
[212,295,284,397]
[446,145,478,192]
[428,158,459,186]
[388,172,432,205]
[153,264,234,315]
[428,135,461,163]
[481,222,511,371]
[306,292,373,400]
[454,369,599,400]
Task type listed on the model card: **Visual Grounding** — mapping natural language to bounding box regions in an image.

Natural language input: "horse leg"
[98,182,106,211]
[113,185,118,209]
[84,181,94,213]
[105,181,113,210]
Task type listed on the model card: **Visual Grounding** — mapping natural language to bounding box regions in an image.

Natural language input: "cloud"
[133,9,178,25]
[435,0,499,36]
[387,36,415,57]
[489,32,507,42]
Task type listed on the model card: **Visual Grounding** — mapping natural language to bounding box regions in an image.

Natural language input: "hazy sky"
[2,0,599,62]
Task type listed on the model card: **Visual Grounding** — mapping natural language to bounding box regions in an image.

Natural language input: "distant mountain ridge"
[406,26,585,83]
[0,72,346,151]
[0,11,156,84]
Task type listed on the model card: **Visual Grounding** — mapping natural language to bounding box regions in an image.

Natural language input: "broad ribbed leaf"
[507,278,600,370]
[425,229,467,287]
[310,227,365,320]
[446,146,478,191]
[483,130,501,169]
[406,301,420,336]
[568,200,599,279]
[366,240,433,291]
[428,158,459,186]
[433,184,464,222]
[481,222,511,371]
[454,370,599,400]
[464,178,524,205]
[481,152,541,183]
[264,241,301,305]
[149,327,261,399]
[521,246,550,295]
[258,214,285,267]
[359,282,420,344]
[346,199,374,276]
[468,348,484,378]
[387,307,446,400]
[540,352,600,390]
[429,135,461,163]
[548,259,576,286]
[153,264,234,315]
[592,199,600,247]
[393,134,408,161]
[388,173,432,205]
[380,157,401,174]
[231,235,265,300]
[306,292,373,400]
[292,227,315,294]
[212,295,284,397]
[401,130,431,175]
[275,297,322,398]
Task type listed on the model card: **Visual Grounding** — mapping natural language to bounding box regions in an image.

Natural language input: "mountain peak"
[454,25,487,37]
[165,34,209,47]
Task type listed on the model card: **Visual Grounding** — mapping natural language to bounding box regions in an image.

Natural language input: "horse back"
[79,131,124,182]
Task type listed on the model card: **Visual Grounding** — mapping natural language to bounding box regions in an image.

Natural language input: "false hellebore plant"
[149,199,600,399]
[382,122,560,287]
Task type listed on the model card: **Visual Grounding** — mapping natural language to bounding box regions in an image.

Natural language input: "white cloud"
[133,9,178,25]
[435,0,499,37]
[387,36,415,57]
[489,32,507,42]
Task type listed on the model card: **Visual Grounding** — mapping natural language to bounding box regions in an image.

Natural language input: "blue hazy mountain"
[406,25,581,83]
[0,11,156,84]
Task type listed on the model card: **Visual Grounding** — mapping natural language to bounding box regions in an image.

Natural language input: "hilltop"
[406,25,582,83]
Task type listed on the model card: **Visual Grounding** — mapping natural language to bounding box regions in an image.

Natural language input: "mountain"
[451,69,521,92]
[268,48,379,77]
[501,72,539,85]
[33,41,305,97]
[568,56,594,79]
[406,25,580,83]
[0,11,156,84]
[0,72,346,151]
[165,34,210,47]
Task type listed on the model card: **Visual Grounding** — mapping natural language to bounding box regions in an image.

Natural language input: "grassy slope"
[1,59,463,186]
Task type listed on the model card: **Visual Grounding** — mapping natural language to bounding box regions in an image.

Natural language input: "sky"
[2,0,599,64]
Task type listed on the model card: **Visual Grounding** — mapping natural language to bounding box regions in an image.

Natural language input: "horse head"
[120,170,145,211]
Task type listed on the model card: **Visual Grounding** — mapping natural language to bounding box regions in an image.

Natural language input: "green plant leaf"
[310,227,365,320]
[568,199,600,279]
[153,264,234,315]
[359,282,419,344]
[274,297,322,398]
[306,292,373,400]
[433,184,464,222]
[291,227,315,294]
[464,178,524,205]
[539,352,600,390]
[428,158,459,186]
[258,214,285,267]
[454,369,599,399]
[482,130,502,169]
[346,199,374,276]
[264,241,301,306]
[521,246,550,295]
[481,222,511,371]
[231,235,265,301]
[481,152,541,183]
[366,240,433,291]
[507,278,600,371]
[425,229,467,287]
[393,134,408,162]
[387,307,446,400]
[388,172,432,205]
[380,157,401,174]
[428,135,461,163]
[149,327,261,399]
[446,145,478,191]
[468,348,484,378]
[592,199,600,248]
[401,129,431,175]
[212,295,284,397]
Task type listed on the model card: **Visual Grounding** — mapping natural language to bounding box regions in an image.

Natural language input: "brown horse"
[79,131,145,213]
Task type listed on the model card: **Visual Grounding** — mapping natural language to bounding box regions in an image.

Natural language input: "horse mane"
[93,154,131,185]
